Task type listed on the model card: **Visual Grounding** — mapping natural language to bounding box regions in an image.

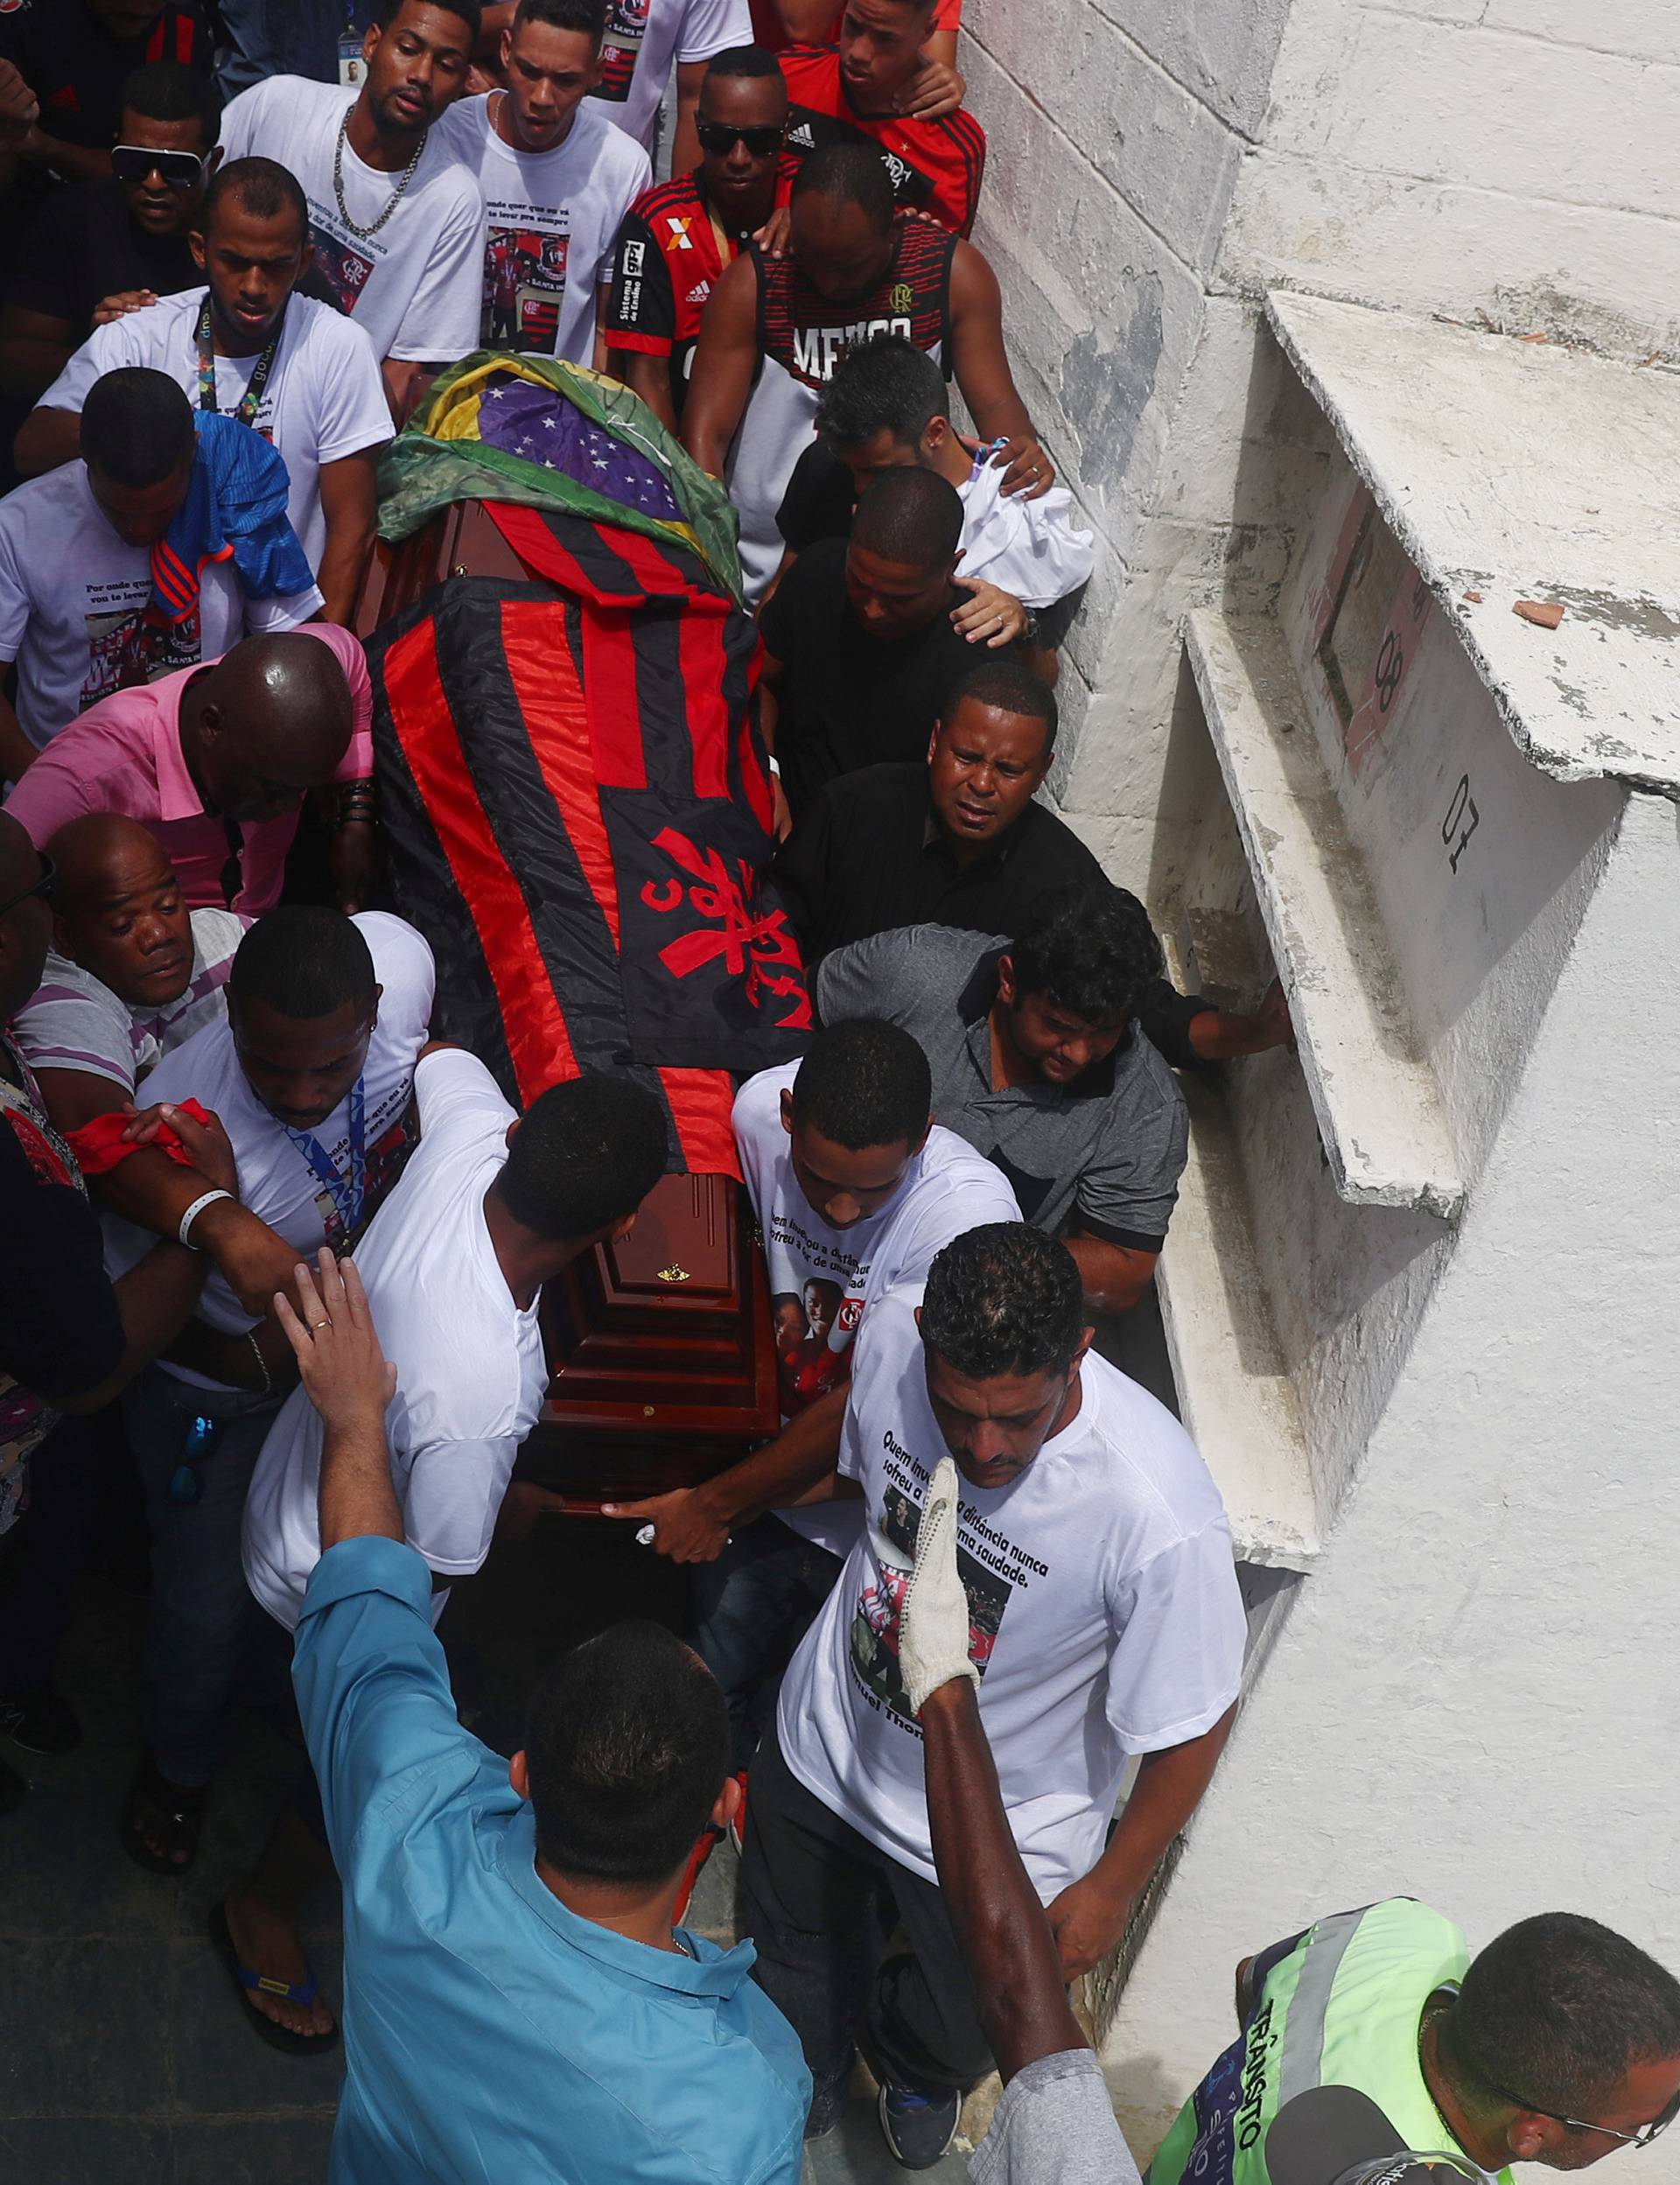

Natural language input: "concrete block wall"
[1227,0,1680,355]
[961,0,1680,883]
[960,0,1301,886]
[1102,788,1680,2162]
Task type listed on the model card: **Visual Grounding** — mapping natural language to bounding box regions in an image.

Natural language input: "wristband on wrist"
[178,1187,233,1248]
[338,779,377,827]
[766,753,780,778]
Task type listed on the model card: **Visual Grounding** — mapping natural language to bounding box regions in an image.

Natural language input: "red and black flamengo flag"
[367,503,812,1179]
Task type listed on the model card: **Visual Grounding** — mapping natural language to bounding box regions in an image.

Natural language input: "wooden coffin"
[364,494,779,1509]
[516,1169,780,1510]
[355,498,534,634]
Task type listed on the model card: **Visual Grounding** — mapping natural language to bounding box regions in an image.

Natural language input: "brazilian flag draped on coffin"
[368,354,811,1179]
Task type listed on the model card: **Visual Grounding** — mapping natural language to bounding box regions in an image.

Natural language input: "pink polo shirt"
[3,624,374,914]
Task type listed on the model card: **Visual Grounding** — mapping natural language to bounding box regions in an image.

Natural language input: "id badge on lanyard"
[284,1077,368,1243]
[340,3,368,86]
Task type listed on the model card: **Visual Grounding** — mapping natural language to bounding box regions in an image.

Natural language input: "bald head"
[51,814,174,913]
[0,810,54,1025]
[183,632,357,825]
[46,815,196,1008]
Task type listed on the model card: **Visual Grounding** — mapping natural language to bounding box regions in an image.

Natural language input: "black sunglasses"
[696,121,785,158]
[1479,2074,1680,2151]
[112,144,208,189]
[0,851,56,921]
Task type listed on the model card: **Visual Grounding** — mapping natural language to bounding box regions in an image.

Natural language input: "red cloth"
[66,1097,214,1177]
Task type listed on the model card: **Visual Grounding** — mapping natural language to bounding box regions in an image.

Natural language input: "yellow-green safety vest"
[1146,1899,1516,2185]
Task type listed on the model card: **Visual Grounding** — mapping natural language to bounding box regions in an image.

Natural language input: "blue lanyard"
[970,436,1010,482]
[284,1077,367,1237]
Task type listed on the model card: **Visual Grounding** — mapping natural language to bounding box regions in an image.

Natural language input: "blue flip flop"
[208,1901,339,2057]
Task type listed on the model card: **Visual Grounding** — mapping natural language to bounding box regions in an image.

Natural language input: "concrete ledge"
[1266,289,1680,797]
[1184,606,1466,1220]
[1157,1068,1319,1571]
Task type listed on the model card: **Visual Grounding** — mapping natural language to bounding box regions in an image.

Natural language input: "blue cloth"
[150,411,316,626]
[293,1534,812,2185]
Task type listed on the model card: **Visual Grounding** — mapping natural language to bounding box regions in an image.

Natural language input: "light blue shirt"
[293,1534,811,2185]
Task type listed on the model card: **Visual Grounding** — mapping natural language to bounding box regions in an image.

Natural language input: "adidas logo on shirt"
[685,281,711,305]
[788,122,815,149]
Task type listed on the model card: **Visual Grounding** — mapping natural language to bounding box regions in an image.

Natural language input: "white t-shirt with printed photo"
[435,94,650,367]
[0,462,322,751]
[584,0,751,153]
[218,76,485,364]
[40,289,392,570]
[242,1046,549,1629]
[11,907,250,1100]
[101,912,436,1389]
[733,1058,1021,1557]
[776,1289,1248,1900]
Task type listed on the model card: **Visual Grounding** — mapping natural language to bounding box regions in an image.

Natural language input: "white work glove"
[900,1456,980,1717]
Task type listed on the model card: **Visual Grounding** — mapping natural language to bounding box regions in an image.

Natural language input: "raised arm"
[947,241,1054,501]
[903,1456,1088,2079]
[681,253,761,480]
[275,1250,402,1551]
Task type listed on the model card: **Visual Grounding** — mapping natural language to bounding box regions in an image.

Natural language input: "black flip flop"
[207,1901,340,2058]
[119,1753,206,1875]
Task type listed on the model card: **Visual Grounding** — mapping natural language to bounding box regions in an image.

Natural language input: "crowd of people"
[1,4,1677,2183]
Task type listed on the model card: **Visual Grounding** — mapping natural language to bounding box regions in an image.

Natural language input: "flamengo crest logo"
[639,827,810,1029]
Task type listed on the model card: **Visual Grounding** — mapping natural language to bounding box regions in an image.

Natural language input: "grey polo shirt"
[815,925,1188,1251]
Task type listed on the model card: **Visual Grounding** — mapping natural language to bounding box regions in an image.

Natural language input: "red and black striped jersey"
[777,45,985,239]
[730,215,957,597]
[756,213,956,390]
[605,159,798,419]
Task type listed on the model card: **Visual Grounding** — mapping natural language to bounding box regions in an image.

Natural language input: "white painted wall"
[956,0,1680,2154]
[1102,788,1680,2166]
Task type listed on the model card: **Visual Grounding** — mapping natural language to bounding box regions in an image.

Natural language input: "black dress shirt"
[774,761,1207,1066]
[758,541,978,819]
